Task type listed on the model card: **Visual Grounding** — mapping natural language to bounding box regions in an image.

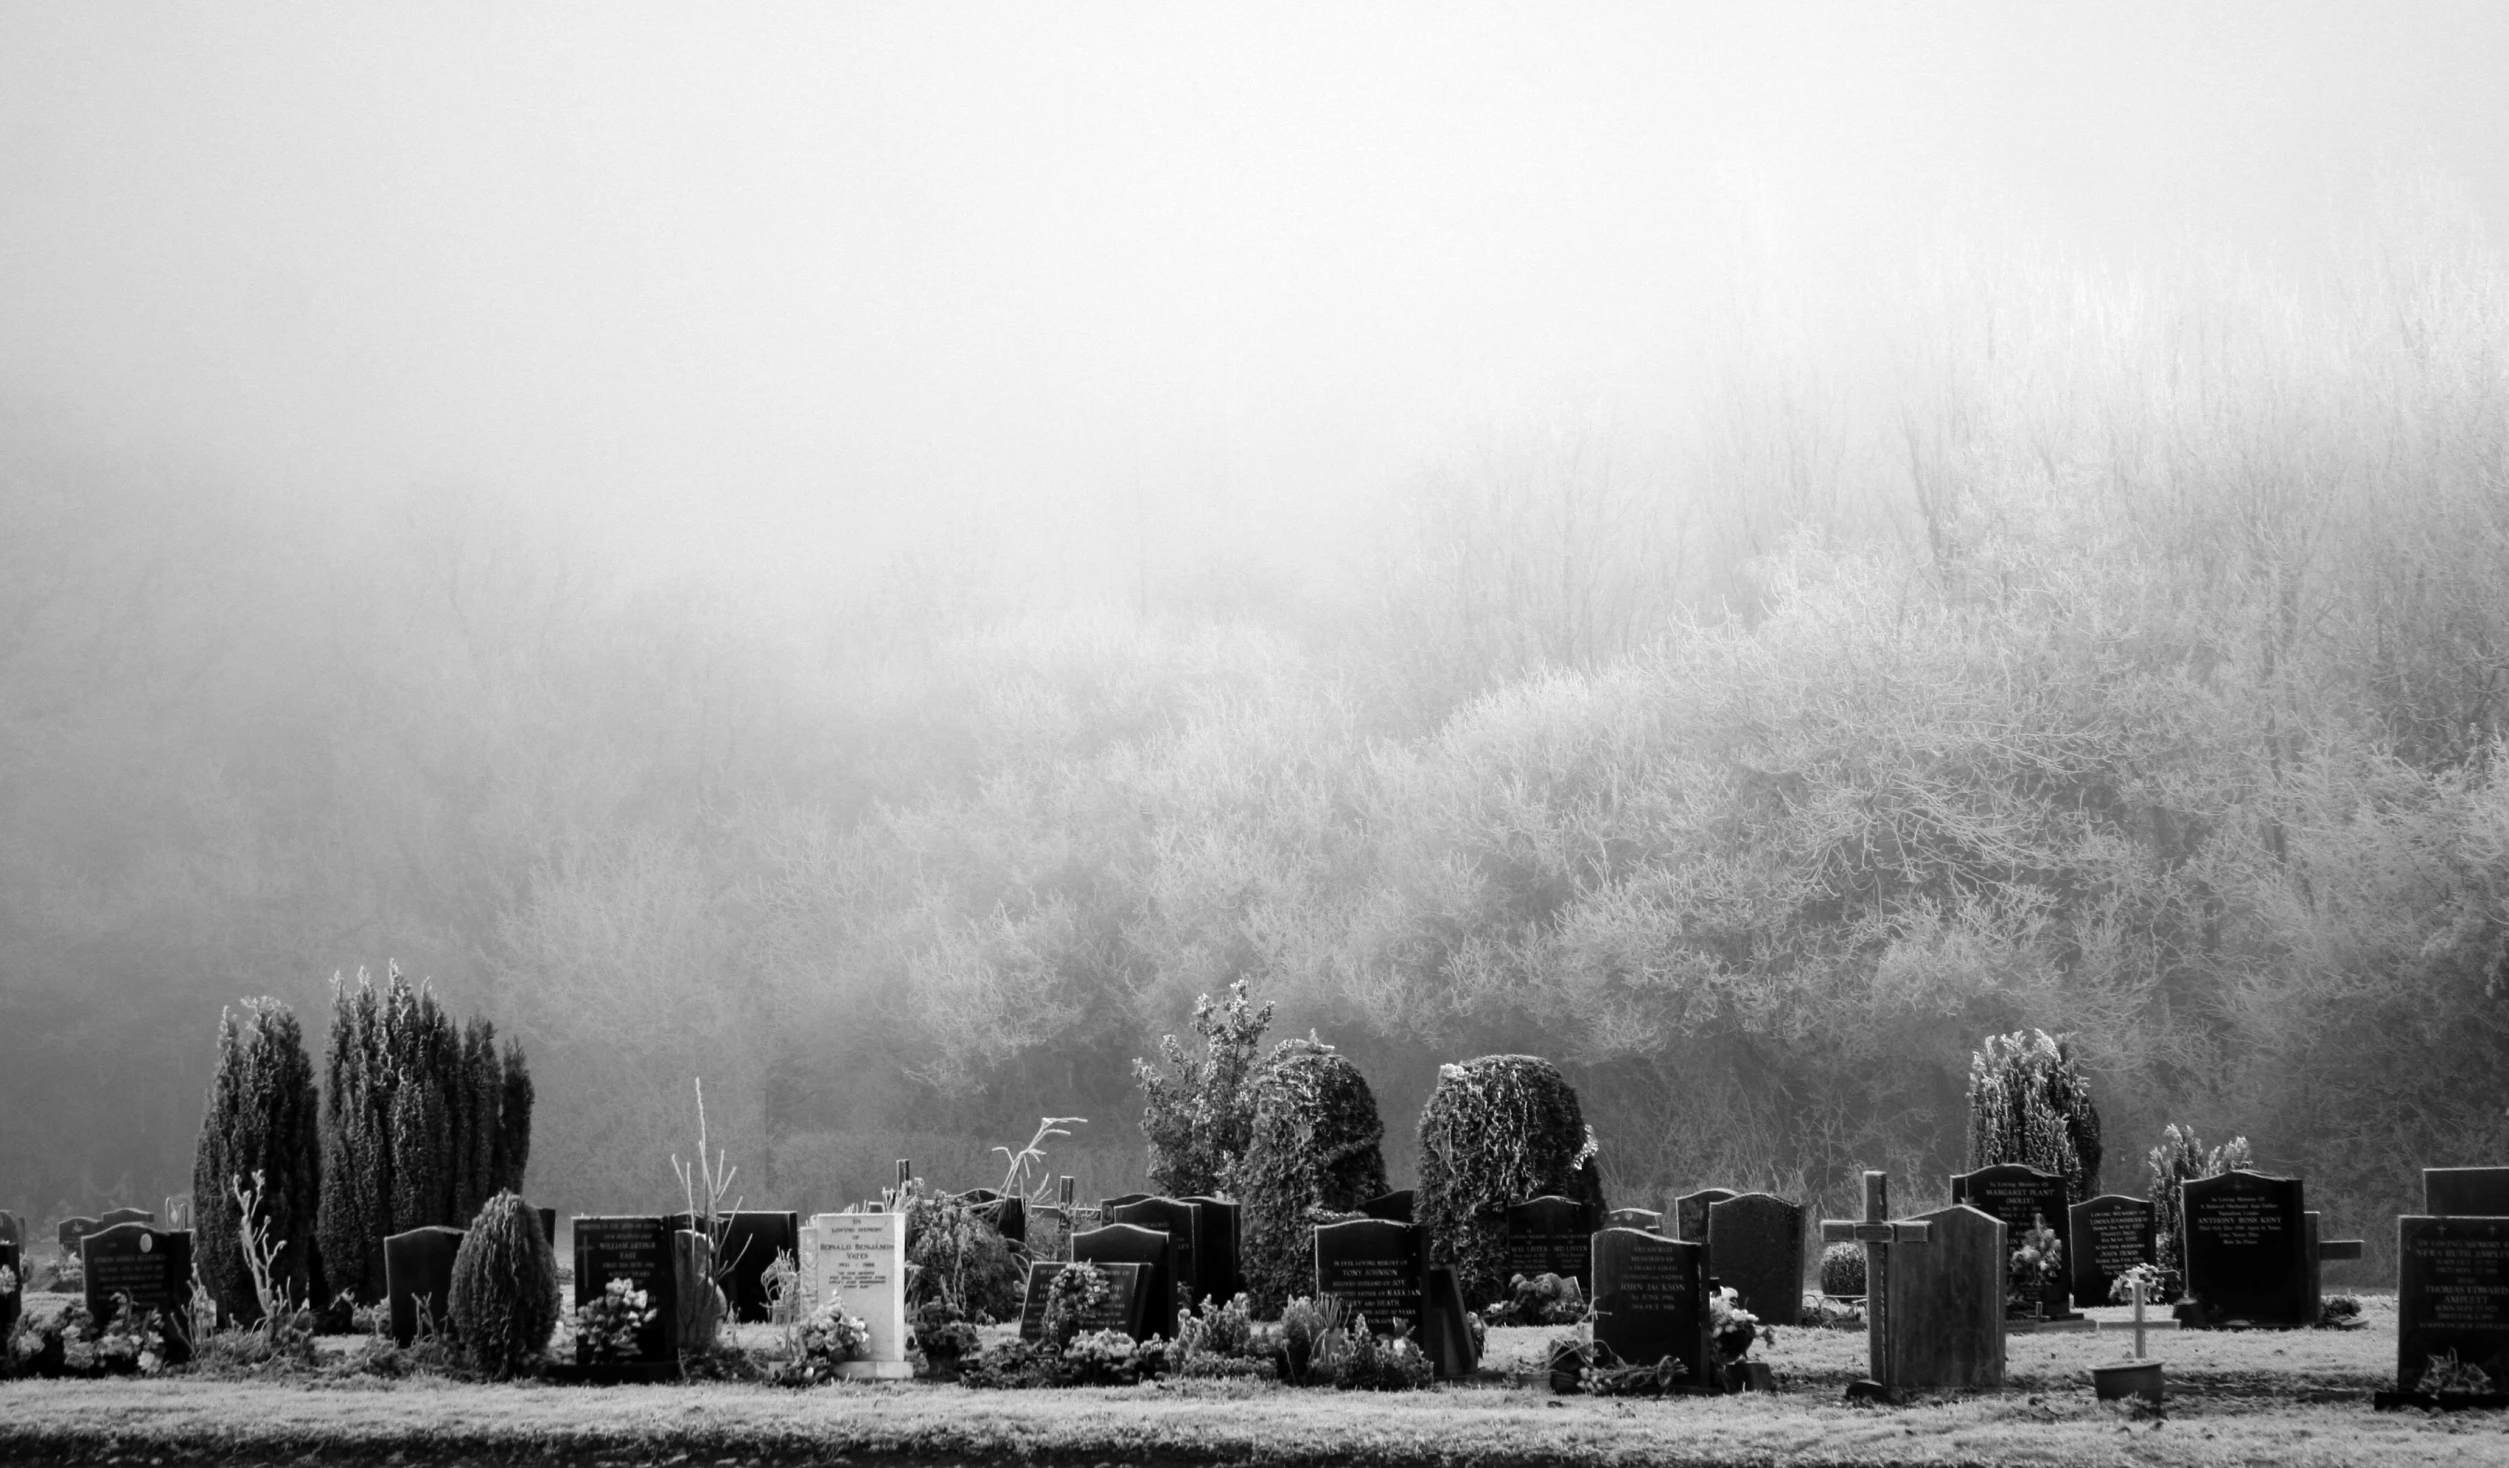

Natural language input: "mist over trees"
[4,203,2506,1266]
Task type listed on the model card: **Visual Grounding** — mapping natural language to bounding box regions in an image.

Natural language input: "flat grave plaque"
[2068,1194,2155,1308]
[2395,1214,2509,1400]
[572,1214,677,1363]
[1312,1218,1425,1338]
[1589,1226,1709,1386]
[1707,1192,1805,1327]
[2181,1170,2309,1326]
[1504,1195,1591,1290]
[1674,1189,1737,1243]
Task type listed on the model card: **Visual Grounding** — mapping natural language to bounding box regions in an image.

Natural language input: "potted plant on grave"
[2007,1218,2064,1321]
[2089,1263,2165,1404]
[1709,1286,1774,1391]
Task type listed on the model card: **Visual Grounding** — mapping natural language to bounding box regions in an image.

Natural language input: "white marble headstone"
[812,1210,910,1378]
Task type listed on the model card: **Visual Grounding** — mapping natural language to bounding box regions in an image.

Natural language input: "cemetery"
[0,984,2500,1467]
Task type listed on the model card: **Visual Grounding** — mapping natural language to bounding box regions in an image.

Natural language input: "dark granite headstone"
[57,1216,99,1254]
[2067,1194,2155,1308]
[1180,1195,1241,1304]
[1503,1195,1591,1290]
[1674,1189,1737,1243]
[1312,1218,1425,1338]
[2396,1214,2509,1398]
[572,1214,678,1363]
[2426,1168,2509,1218]
[1589,1226,1709,1384]
[1100,1192,1152,1210]
[667,1210,801,1323]
[385,1225,466,1347]
[1358,1189,1415,1224]
[539,1207,557,1248]
[1110,1198,1201,1318]
[0,1215,20,1343]
[1072,1222,1175,1339]
[2180,1170,2308,1326]
[1950,1164,2073,1312]
[1424,1265,1480,1379]
[80,1221,192,1343]
[98,1207,154,1230]
[957,1188,1026,1245]
[1884,1204,2003,1393]
[1706,1192,1805,1327]
[1606,1207,1663,1233]
[1016,1259,1148,1342]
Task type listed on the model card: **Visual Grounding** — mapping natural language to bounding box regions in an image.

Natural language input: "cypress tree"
[1965,1029,2104,1202]
[497,1037,535,1193]
[316,971,395,1306]
[193,998,322,1323]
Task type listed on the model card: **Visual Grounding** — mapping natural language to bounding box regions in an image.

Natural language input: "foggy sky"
[4,2,2504,597]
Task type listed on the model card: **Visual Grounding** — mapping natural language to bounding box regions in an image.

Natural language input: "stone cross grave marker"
[1675,1189,1737,1243]
[1016,1258,1148,1342]
[2067,1194,2155,1309]
[1180,1195,1242,1305]
[1504,1195,1591,1292]
[81,1220,194,1362]
[2426,1167,2509,1218]
[1708,1192,1805,1328]
[1818,1171,1936,1399]
[1110,1197,1201,1320]
[1950,1163,2074,1315]
[669,1210,799,1324]
[2302,1211,2365,1322]
[1590,1226,1709,1387]
[2394,1213,2509,1400]
[573,1215,677,1364]
[1606,1207,1663,1233]
[2180,1170,2308,1327]
[813,1210,910,1377]
[1072,1222,1174,1339]
[1358,1189,1415,1223]
[1313,1217,1425,1339]
[0,1210,21,1344]
[385,1225,466,1347]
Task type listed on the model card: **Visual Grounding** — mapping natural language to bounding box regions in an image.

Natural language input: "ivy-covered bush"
[1415,1055,1598,1308]
[898,1179,1026,1324]
[1231,1036,1389,1316]
[1966,1030,2102,1201]
[316,966,534,1304]
[445,1190,561,1379]
[1134,980,1273,1198]
[2147,1123,2251,1295]
[193,998,321,1323]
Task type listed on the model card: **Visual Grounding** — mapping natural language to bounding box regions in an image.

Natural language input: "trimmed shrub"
[1231,1037,1388,1317]
[447,1190,562,1379]
[1416,1055,1597,1309]
[1966,1030,2102,1202]
[193,998,322,1323]
[2147,1123,2250,1293]
[1819,1241,1866,1296]
[315,965,533,1303]
[1134,980,1273,1198]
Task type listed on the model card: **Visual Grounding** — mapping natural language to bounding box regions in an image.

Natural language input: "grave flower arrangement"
[1481,1271,1587,1327]
[1168,1291,1271,1378]
[1331,1317,1434,1391]
[2419,1349,2497,1397]
[1060,1327,1167,1385]
[572,1278,656,1364]
[2007,1221,2063,1314]
[1708,1285,1770,1367]
[796,1300,871,1372]
[1544,1324,1687,1397]
[1039,1259,1112,1349]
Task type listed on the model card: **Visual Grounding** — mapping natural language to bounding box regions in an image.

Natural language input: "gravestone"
[98,1207,154,1230]
[1589,1226,1709,1386]
[538,1207,557,1248]
[812,1210,911,1377]
[385,1225,466,1347]
[1016,1259,1149,1342]
[2067,1194,2156,1308]
[1110,1197,1201,1318]
[1706,1192,1805,1327]
[958,1188,1026,1245]
[1072,1222,1176,1339]
[1504,1195,1591,1291]
[81,1221,194,1360]
[1312,1218,1425,1338]
[1883,1205,2005,1394]
[1424,1266,1480,1379]
[0,1211,21,1343]
[2394,1214,2509,1399]
[2180,1170,2309,1326]
[668,1210,800,1323]
[573,1214,677,1364]
[2426,1167,2509,1218]
[1100,1192,1152,1210]
[1950,1164,2074,1314]
[1180,1195,1241,1304]
[1358,1189,1415,1224]
[1674,1189,1737,1243]
[57,1216,100,1256]
[1606,1207,1664,1233]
